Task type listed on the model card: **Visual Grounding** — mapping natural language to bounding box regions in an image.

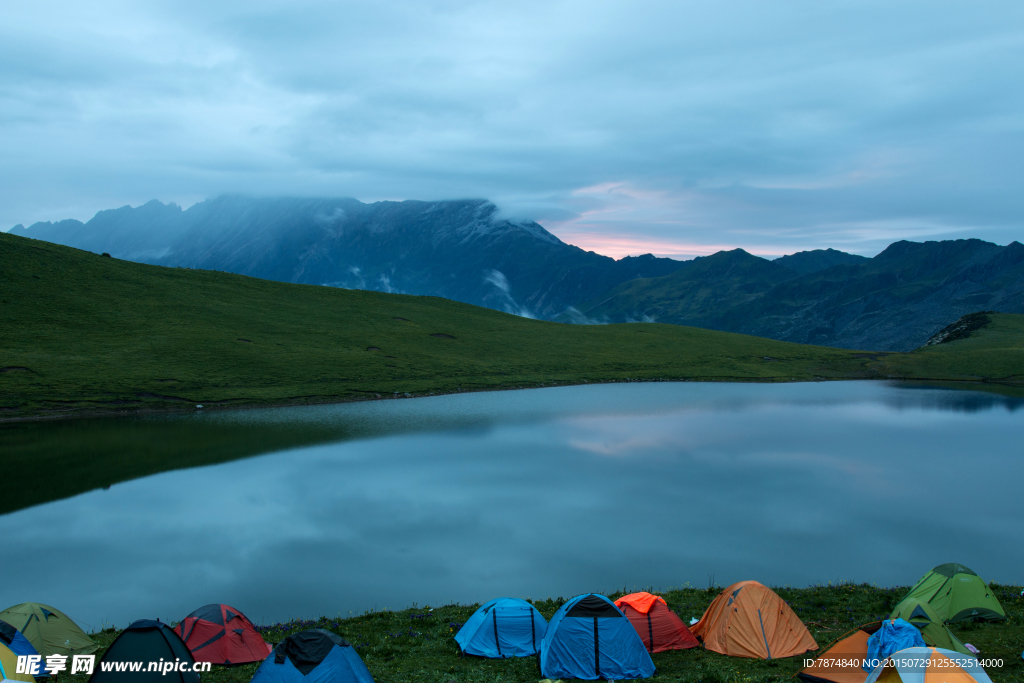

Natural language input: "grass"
[3,232,1022,423]
[48,584,1024,683]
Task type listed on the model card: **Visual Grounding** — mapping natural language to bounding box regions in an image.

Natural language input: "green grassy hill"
[2,231,1022,422]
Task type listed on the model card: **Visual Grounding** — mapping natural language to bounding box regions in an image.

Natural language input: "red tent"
[174,604,272,665]
[614,592,699,653]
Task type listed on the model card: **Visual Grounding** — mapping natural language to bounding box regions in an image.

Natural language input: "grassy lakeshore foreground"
[3,231,1024,422]
[50,584,1024,683]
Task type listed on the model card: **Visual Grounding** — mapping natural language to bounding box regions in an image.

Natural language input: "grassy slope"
[50,584,1024,683]
[0,232,899,419]
[885,313,1024,382]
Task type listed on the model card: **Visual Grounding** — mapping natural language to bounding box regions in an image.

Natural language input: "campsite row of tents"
[0,563,1007,682]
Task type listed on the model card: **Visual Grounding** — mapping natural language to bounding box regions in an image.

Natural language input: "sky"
[3,0,1023,259]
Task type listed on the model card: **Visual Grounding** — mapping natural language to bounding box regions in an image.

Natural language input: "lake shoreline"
[4,374,1022,425]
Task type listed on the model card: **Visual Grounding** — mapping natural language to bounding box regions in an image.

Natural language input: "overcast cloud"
[3,0,1023,257]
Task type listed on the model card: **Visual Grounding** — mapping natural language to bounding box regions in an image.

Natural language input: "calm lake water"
[1,381,1022,630]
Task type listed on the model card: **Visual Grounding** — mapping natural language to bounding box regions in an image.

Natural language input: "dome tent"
[174,604,272,665]
[251,629,374,683]
[614,592,698,653]
[887,598,972,655]
[0,619,43,666]
[540,594,655,681]
[0,604,96,658]
[691,581,817,660]
[0,641,36,682]
[91,620,199,683]
[901,563,1005,623]
[864,646,993,683]
[454,598,547,658]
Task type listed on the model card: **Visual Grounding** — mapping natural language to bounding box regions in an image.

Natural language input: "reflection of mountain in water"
[887,381,1024,413]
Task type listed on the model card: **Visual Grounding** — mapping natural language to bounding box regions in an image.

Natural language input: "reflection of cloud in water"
[0,380,1022,628]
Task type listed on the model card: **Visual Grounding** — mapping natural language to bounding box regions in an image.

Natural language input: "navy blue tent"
[0,619,43,662]
[455,598,547,658]
[540,594,655,681]
[251,630,373,683]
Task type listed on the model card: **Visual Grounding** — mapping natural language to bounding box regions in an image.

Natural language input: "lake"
[1,381,1021,631]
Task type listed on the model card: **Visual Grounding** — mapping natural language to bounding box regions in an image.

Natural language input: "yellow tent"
[0,641,35,682]
[0,604,96,658]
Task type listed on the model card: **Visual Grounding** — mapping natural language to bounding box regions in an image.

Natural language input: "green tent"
[902,563,1005,623]
[0,603,97,658]
[889,598,971,655]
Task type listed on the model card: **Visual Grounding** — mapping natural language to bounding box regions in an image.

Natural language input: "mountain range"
[10,195,1024,351]
[563,240,1024,351]
[9,196,686,320]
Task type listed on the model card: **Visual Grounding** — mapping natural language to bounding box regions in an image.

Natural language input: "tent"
[0,620,42,663]
[864,646,993,683]
[540,594,655,681]
[613,592,698,653]
[173,604,272,665]
[0,604,96,658]
[0,641,35,682]
[798,622,882,683]
[888,598,971,655]
[691,581,818,660]
[863,619,924,671]
[454,598,547,658]
[91,620,199,683]
[901,564,1005,623]
[251,629,374,683]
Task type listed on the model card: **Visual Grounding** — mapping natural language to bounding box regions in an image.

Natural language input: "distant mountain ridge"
[11,195,1024,351]
[773,247,868,273]
[563,239,1024,350]
[10,195,688,319]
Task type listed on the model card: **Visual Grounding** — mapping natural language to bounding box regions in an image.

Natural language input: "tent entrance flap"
[758,609,772,660]
[492,610,501,657]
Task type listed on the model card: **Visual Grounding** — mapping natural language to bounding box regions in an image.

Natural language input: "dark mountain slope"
[10,196,686,319]
[569,239,1024,351]
[561,249,801,325]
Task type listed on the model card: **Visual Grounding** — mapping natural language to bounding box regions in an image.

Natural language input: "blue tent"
[455,598,547,658]
[540,594,655,681]
[0,619,43,661]
[863,618,925,672]
[251,629,374,683]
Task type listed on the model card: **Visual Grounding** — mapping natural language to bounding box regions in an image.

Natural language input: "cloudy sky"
[3,0,1023,258]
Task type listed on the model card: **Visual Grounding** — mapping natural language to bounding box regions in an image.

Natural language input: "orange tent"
[614,592,699,653]
[797,622,882,683]
[691,581,817,659]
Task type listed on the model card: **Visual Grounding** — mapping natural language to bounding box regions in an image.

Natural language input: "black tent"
[90,620,200,682]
